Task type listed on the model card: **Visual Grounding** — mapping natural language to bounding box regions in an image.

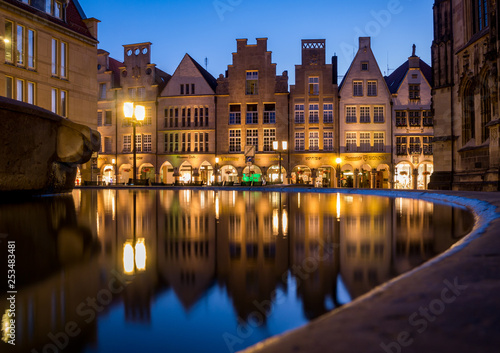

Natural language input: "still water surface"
[0,189,474,353]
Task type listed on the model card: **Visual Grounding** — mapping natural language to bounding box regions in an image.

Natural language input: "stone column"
[413,168,419,190]
[371,169,377,189]
[311,168,317,187]
[354,168,359,188]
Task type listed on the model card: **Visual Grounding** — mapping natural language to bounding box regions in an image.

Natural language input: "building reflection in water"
[0,190,474,352]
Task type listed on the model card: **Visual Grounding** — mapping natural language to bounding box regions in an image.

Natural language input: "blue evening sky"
[79,0,434,84]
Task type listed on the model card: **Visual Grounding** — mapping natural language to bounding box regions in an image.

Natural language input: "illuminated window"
[409,111,421,126]
[246,104,258,124]
[16,24,24,66]
[16,79,24,102]
[28,29,35,68]
[60,41,66,78]
[396,111,407,127]
[135,134,142,152]
[4,21,13,63]
[51,39,57,75]
[123,135,131,152]
[308,76,319,95]
[360,132,370,151]
[423,136,433,155]
[353,81,363,96]
[246,71,258,95]
[51,88,57,113]
[409,84,420,100]
[263,104,276,124]
[360,107,370,123]
[143,134,152,152]
[374,106,384,123]
[27,81,35,104]
[309,104,319,123]
[367,81,377,96]
[346,106,357,123]
[374,132,384,152]
[166,133,172,152]
[346,132,357,152]
[229,104,241,124]
[423,111,434,126]
[246,129,258,150]
[294,104,305,124]
[309,131,319,151]
[323,103,333,123]
[263,128,276,152]
[324,131,334,151]
[194,132,199,152]
[409,136,421,153]
[295,132,305,151]
[229,129,241,152]
[145,107,152,125]
[396,137,407,155]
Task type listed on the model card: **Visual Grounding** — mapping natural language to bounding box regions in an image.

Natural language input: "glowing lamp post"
[214,157,220,185]
[336,157,342,188]
[123,102,145,185]
[273,140,287,184]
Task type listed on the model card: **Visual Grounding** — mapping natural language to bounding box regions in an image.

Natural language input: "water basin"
[0,189,474,353]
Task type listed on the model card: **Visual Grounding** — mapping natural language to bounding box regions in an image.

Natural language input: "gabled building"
[430,0,500,191]
[0,0,99,181]
[216,38,289,184]
[339,37,392,189]
[96,43,171,184]
[386,46,434,189]
[289,40,339,186]
[158,54,217,185]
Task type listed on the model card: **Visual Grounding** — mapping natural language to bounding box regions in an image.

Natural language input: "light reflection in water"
[0,190,475,353]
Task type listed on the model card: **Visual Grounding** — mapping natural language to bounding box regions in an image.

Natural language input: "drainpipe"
[450,0,455,190]
[390,100,394,189]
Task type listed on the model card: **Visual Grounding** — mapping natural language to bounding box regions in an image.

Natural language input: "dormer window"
[45,0,65,19]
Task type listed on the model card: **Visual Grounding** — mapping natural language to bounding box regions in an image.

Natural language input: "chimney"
[332,55,338,85]
[409,44,420,68]
[359,37,371,50]
[82,18,100,40]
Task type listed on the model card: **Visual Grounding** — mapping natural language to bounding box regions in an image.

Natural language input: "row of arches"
[83,160,433,189]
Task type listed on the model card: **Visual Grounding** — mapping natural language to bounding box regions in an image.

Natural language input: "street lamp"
[273,140,288,184]
[336,157,342,188]
[214,157,220,185]
[123,102,145,185]
[123,192,147,275]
